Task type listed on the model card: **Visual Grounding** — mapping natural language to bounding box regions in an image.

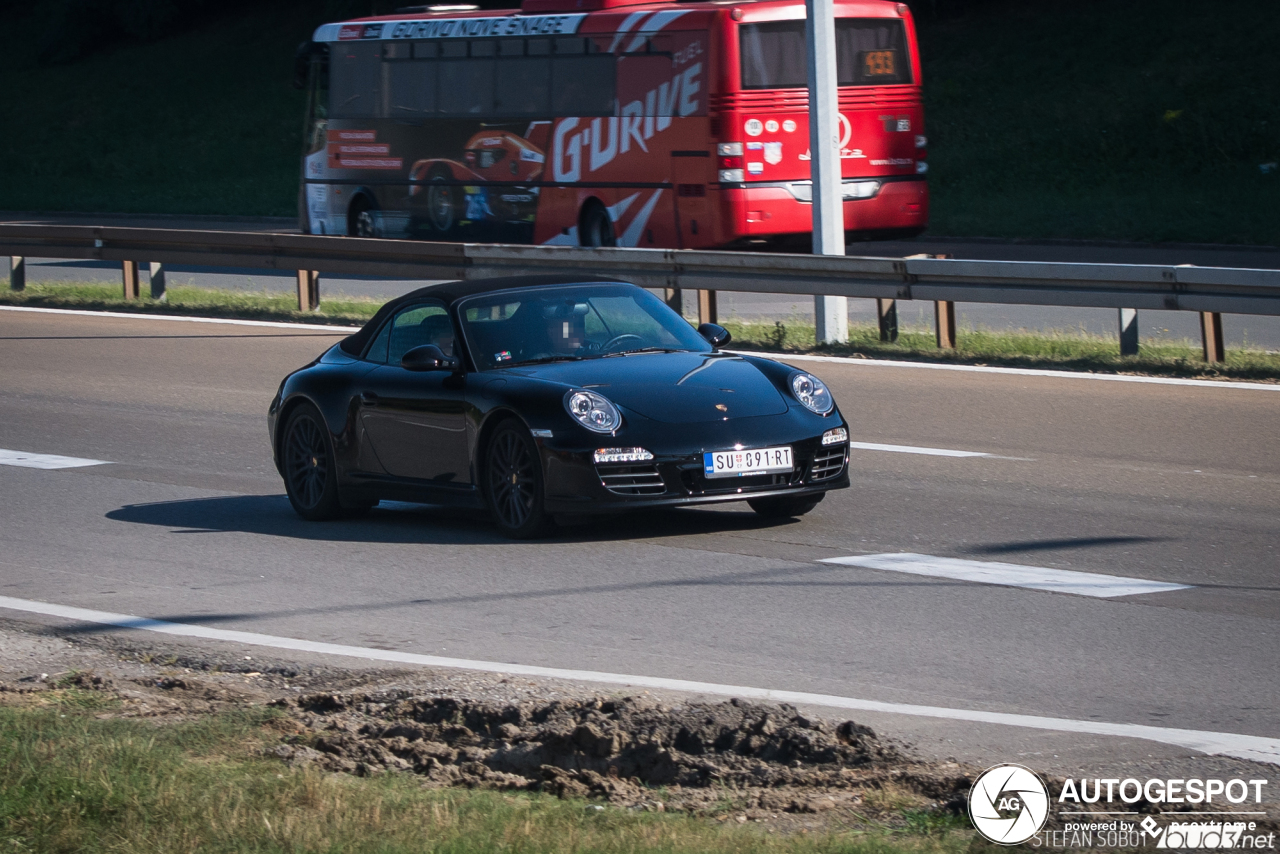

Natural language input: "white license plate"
[703,445,793,478]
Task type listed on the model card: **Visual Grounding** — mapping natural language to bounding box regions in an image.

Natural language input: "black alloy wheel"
[747,494,824,519]
[283,404,344,520]
[578,202,616,248]
[484,421,553,539]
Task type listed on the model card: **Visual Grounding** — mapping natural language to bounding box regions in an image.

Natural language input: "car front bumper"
[540,432,850,514]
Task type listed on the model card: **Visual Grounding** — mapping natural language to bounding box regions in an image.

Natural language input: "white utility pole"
[806,0,847,343]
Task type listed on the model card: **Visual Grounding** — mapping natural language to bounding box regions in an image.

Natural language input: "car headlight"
[790,372,834,414]
[565,389,621,433]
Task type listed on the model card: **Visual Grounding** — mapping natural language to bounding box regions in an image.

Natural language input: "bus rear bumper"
[728,177,928,240]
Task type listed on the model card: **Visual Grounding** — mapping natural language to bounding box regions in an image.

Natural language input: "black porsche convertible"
[268,275,850,537]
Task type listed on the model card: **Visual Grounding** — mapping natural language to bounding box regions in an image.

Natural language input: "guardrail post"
[1200,311,1225,363]
[935,301,956,349]
[149,262,166,301]
[122,260,140,300]
[877,298,898,342]
[296,270,319,311]
[697,290,717,325]
[8,256,24,291]
[1118,308,1139,356]
[663,287,682,316]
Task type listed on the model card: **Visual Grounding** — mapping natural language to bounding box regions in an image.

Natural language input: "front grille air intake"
[598,464,666,495]
[809,447,846,481]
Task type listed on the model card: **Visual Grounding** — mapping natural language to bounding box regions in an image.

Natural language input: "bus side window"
[495,57,551,115]
[386,43,438,116]
[550,55,616,117]
[330,40,382,118]
[440,41,496,115]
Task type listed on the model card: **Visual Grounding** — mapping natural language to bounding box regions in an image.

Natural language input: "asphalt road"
[6,211,1280,349]
[1,307,1277,779]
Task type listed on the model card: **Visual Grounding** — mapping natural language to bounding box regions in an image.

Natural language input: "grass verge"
[0,696,972,854]
[4,282,1279,381]
[720,319,1280,382]
[0,281,378,327]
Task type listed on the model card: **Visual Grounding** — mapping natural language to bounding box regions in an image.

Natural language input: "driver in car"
[540,301,592,355]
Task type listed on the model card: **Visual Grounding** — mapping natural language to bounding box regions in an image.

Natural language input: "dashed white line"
[819,553,1193,599]
[848,441,992,458]
[0,448,110,470]
[0,594,1274,765]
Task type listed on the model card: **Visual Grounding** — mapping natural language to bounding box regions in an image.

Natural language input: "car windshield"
[457,283,712,370]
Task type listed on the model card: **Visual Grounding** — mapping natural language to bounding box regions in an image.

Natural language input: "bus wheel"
[427,172,456,234]
[349,197,377,237]
[579,202,616,248]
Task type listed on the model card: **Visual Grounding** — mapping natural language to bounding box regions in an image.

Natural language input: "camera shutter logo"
[968,764,1050,845]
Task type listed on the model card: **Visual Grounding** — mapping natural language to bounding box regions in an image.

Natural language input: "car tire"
[578,201,616,247]
[747,494,824,519]
[426,170,457,234]
[282,403,345,521]
[483,420,555,539]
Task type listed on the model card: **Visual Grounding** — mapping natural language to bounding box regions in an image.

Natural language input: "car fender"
[273,365,368,480]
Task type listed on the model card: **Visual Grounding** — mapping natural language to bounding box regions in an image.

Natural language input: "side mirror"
[698,323,732,348]
[401,344,460,372]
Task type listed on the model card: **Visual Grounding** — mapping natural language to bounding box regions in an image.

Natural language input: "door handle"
[360,391,379,404]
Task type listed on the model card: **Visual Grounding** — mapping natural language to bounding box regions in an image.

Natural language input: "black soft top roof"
[339,274,631,357]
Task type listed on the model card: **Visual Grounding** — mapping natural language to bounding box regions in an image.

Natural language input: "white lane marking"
[0,594,1274,766]
[1,307,1273,391]
[0,305,360,333]
[738,351,1280,391]
[820,553,1193,599]
[0,448,110,470]
[849,441,990,458]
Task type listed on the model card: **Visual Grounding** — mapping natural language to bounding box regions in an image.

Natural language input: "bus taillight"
[717,142,744,172]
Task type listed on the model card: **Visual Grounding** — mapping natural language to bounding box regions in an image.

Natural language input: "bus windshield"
[739,19,912,89]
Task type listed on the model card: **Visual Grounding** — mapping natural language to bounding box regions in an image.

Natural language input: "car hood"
[505,352,790,423]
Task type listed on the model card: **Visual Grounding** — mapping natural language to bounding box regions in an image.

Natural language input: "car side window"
[389,304,453,364]
[365,319,393,364]
[363,302,453,365]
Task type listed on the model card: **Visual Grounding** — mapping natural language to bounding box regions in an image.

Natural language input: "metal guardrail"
[5,223,1280,361]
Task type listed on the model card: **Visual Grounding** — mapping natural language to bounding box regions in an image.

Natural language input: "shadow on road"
[105,494,801,546]
[960,536,1172,555]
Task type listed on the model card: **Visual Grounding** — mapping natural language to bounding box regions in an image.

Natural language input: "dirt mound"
[269,691,973,815]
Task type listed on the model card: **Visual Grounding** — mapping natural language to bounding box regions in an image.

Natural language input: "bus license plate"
[703,446,793,478]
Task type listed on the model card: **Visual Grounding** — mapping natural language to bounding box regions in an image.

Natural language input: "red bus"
[296,0,926,249]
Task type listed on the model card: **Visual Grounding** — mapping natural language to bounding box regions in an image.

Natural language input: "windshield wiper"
[506,355,586,367]
[602,347,686,358]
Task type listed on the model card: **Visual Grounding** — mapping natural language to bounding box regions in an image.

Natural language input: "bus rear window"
[739,19,911,89]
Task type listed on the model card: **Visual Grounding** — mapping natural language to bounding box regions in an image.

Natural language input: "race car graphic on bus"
[295,0,927,249]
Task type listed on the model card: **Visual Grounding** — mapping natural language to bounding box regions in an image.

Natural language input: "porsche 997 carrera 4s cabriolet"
[268,275,850,537]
